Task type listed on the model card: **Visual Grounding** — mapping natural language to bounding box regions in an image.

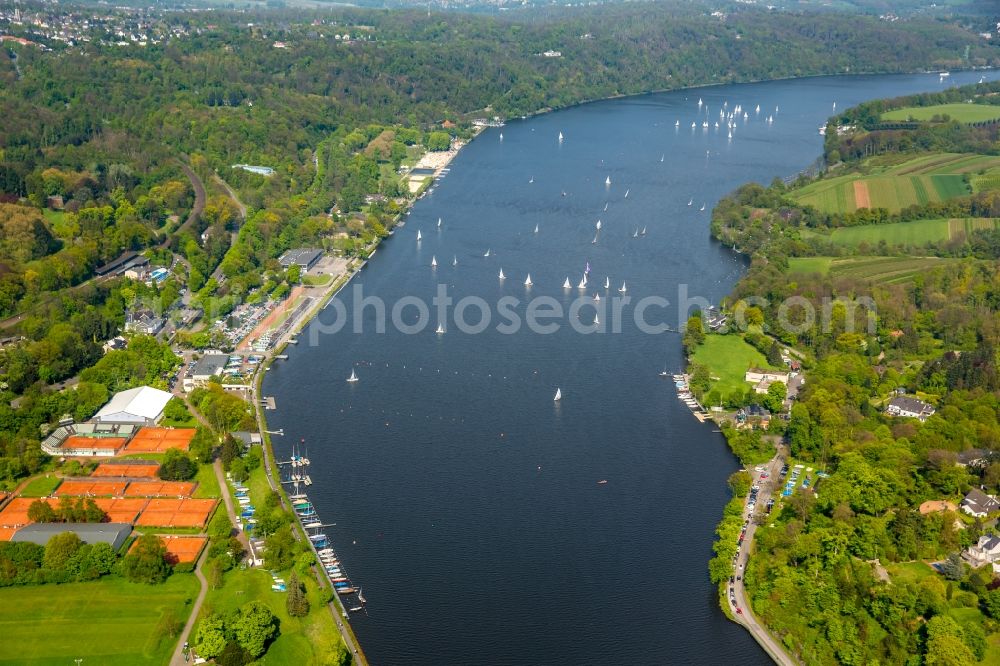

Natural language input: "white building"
[885,396,935,421]
[93,386,173,425]
[965,534,1000,571]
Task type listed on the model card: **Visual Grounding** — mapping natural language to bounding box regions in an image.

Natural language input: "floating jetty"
[289,488,365,609]
[673,373,709,419]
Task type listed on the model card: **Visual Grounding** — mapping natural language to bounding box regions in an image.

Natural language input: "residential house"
[124,310,165,336]
[102,336,127,354]
[961,488,1000,518]
[885,396,936,421]
[964,534,1000,571]
[957,449,991,469]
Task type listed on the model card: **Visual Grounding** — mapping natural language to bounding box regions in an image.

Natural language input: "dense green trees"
[194,602,279,662]
[157,449,198,481]
[0,532,115,586]
[121,534,170,584]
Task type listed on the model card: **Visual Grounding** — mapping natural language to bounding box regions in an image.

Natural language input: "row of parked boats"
[291,494,366,613]
[671,373,704,411]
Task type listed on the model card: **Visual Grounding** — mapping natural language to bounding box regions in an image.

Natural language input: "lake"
[262,70,998,665]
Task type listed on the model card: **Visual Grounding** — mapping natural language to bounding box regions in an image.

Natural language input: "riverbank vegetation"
[707,83,1000,664]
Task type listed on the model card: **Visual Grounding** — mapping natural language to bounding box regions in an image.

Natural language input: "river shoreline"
[254,68,999,664]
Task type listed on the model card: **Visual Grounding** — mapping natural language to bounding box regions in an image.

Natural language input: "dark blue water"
[263,71,999,665]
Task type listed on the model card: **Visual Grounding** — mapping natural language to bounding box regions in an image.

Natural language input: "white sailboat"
[499,268,506,280]
[558,131,564,141]
[674,120,679,127]
[499,132,504,141]
[604,202,609,212]
[591,235,598,244]
[755,104,760,113]
[484,248,491,257]
[578,274,587,289]
[524,274,533,287]
[534,224,539,234]
[604,276,610,289]
[605,176,611,185]
[563,277,571,289]
[553,388,562,401]
[437,217,442,227]
[453,255,458,266]
[698,97,703,107]
[346,369,358,383]
[624,189,629,198]
[594,293,600,302]
[688,198,693,206]
[596,220,602,230]
[700,204,706,211]
[529,176,534,183]
[416,229,422,241]
[436,323,445,334]
[594,313,600,325]
[633,228,639,238]
[619,281,627,293]
[691,122,696,129]
[660,154,665,162]
[431,256,437,267]
[640,227,647,236]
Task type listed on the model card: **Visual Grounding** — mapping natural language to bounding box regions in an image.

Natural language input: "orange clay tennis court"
[54,480,128,496]
[92,497,150,523]
[60,435,129,454]
[0,498,55,527]
[123,427,196,453]
[134,498,216,528]
[138,536,207,564]
[124,481,197,497]
[92,463,159,478]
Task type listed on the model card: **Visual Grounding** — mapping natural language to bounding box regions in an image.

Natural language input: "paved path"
[170,545,209,666]
[729,452,799,666]
[213,459,250,552]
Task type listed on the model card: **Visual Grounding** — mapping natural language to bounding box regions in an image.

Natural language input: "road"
[729,451,799,666]
[170,545,209,666]
[172,162,207,242]
[207,173,245,285]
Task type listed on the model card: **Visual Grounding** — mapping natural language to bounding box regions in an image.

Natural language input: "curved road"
[729,452,798,666]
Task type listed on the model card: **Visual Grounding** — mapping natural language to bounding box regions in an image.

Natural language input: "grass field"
[192,462,221,500]
[882,103,1000,124]
[787,256,959,283]
[196,565,347,663]
[819,218,1000,247]
[0,576,199,665]
[18,474,62,497]
[689,334,774,399]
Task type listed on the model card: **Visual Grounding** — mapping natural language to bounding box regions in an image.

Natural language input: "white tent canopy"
[93,386,172,424]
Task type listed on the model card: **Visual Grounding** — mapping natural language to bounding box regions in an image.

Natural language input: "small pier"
[261,396,276,410]
[275,354,288,360]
